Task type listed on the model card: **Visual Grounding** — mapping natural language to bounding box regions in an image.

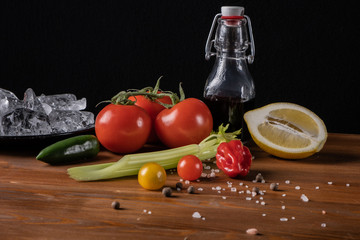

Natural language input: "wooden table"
[1,133,359,239]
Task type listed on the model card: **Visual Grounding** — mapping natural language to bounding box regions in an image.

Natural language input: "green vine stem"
[98,76,184,108]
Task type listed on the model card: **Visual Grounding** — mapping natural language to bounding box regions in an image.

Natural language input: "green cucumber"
[36,135,100,165]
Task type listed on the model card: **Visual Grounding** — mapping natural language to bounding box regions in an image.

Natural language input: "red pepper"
[216,140,252,178]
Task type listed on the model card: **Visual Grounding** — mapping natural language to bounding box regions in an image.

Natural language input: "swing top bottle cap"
[221,6,244,17]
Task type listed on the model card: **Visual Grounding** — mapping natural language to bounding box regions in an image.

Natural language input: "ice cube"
[41,103,52,115]
[0,88,21,115]
[0,88,18,100]
[23,88,46,113]
[1,108,52,136]
[38,94,86,111]
[49,110,94,133]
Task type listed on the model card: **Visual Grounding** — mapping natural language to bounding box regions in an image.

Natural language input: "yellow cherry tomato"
[138,162,167,190]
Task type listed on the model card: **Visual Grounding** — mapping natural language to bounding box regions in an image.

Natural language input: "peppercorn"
[270,183,279,191]
[255,173,264,182]
[162,187,172,197]
[187,186,195,194]
[252,186,259,195]
[176,182,183,191]
[111,201,120,210]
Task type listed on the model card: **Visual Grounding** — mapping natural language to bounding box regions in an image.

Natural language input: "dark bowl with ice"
[0,88,95,150]
[0,125,95,150]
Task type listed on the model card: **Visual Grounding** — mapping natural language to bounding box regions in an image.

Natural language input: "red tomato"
[129,94,172,143]
[155,98,213,148]
[95,104,151,153]
[177,155,203,181]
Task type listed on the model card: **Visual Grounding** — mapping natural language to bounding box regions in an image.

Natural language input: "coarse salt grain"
[231,187,237,192]
[301,194,309,202]
[261,201,266,206]
[201,217,206,220]
[239,182,244,186]
[280,217,288,222]
[321,223,327,228]
[192,212,201,219]
[346,183,350,187]
[246,197,252,201]
[197,188,203,191]
[282,206,286,210]
[246,228,259,235]
[328,182,333,185]
[214,169,220,173]
[185,180,190,185]
[315,186,320,190]
[282,194,287,197]
[285,180,291,184]
[295,186,301,190]
[210,172,216,178]
[291,216,296,220]
[148,211,152,215]
[216,186,221,190]
[201,173,207,178]
[222,196,227,200]
[262,213,266,217]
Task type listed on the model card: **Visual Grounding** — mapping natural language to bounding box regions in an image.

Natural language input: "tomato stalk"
[67,125,240,181]
[105,76,184,108]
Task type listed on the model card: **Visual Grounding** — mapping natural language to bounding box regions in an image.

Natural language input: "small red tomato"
[155,98,213,148]
[129,94,172,143]
[95,104,151,153]
[177,155,203,181]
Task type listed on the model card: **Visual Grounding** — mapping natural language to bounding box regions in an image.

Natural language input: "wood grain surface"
[1,133,359,239]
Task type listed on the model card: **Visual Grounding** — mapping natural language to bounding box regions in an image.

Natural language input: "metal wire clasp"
[204,13,256,64]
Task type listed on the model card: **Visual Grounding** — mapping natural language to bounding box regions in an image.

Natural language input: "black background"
[1,0,359,134]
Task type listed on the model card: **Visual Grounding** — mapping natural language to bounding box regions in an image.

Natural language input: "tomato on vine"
[129,77,173,143]
[95,78,178,153]
[95,104,151,154]
[155,98,213,148]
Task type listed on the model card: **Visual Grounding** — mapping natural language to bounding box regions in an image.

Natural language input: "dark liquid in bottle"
[204,97,255,143]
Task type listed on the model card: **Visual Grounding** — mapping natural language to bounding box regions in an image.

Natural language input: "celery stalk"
[67,124,240,181]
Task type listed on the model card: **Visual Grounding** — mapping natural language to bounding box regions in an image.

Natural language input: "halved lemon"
[244,102,327,159]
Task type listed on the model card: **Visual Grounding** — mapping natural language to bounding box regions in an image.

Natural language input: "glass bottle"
[204,6,255,142]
